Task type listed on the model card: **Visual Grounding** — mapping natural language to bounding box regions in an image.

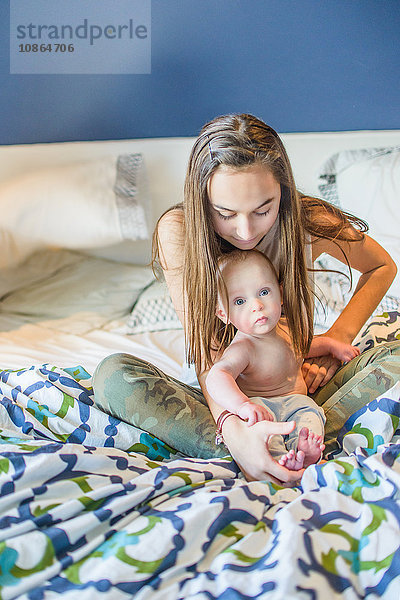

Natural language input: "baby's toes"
[279,451,290,465]
[313,433,322,446]
[294,450,305,470]
[279,449,294,466]
[298,427,309,441]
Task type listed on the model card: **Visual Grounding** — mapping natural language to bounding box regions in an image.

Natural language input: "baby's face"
[217,254,282,336]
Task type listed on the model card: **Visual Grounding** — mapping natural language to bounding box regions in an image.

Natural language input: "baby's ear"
[216,306,228,324]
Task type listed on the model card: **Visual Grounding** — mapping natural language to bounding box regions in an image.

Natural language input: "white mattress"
[0,248,186,376]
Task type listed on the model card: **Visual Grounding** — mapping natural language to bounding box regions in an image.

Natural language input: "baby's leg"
[278,395,325,471]
[250,396,325,469]
[248,397,288,460]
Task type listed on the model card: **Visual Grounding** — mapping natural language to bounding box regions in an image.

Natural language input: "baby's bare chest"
[237,338,302,395]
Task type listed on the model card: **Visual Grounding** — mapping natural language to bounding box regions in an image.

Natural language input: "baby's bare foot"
[297,427,325,468]
[279,428,325,472]
[279,448,305,471]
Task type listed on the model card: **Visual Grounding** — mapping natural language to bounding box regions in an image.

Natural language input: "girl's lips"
[233,236,259,246]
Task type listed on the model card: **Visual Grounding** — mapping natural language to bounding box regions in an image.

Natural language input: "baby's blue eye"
[260,289,269,296]
[234,298,245,306]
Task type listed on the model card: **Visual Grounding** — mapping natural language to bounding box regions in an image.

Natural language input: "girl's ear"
[216,306,228,324]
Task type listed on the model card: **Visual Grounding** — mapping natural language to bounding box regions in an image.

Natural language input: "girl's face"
[208,164,281,249]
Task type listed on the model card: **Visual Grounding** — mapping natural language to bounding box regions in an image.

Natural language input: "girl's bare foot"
[279,427,325,471]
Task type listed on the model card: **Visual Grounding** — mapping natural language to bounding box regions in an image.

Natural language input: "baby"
[206,249,360,471]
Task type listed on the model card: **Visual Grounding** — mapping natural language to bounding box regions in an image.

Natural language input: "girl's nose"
[236,218,253,240]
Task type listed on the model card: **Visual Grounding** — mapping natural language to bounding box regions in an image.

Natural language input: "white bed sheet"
[0,248,185,377]
[0,321,185,377]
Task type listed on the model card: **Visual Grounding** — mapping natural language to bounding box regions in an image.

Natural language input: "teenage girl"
[93,113,398,483]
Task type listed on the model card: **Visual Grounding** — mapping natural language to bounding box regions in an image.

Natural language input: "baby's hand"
[238,402,274,427]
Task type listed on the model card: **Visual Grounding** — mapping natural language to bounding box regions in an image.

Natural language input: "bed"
[1,130,400,599]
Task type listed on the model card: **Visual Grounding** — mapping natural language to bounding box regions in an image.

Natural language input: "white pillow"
[0,154,150,269]
[319,147,400,297]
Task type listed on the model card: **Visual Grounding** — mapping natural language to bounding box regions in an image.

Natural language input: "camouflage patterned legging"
[92,340,400,458]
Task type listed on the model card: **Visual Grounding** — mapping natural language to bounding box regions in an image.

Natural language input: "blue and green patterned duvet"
[1,330,400,597]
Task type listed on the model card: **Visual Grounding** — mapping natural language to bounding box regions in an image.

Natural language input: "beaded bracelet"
[215,410,237,445]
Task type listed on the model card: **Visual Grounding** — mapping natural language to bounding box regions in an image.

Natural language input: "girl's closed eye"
[217,208,270,220]
[218,213,235,221]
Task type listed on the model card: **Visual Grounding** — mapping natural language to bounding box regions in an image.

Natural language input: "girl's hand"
[330,341,360,363]
[306,335,360,363]
[302,354,341,393]
[237,402,274,426]
[222,417,303,484]
[303,334,360,393]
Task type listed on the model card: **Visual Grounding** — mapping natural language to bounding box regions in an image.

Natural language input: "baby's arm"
[307,335,360,363]
[206,342,273,426]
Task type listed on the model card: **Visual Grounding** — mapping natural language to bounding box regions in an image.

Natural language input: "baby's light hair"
[217,248,279,287]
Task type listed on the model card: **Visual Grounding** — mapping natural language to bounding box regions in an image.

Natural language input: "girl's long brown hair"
[152,114,368,371]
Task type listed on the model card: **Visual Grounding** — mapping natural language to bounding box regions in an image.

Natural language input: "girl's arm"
[306,230,397,392]
[312,232,396,344]
[156,209,187,326]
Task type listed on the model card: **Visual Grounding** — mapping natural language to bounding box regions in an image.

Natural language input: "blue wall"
[1,0,399,144]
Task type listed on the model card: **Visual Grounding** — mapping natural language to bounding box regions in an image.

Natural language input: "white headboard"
[1,130,399,263]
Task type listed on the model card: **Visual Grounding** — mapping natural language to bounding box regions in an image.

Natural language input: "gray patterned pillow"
[313,254,400,334]
[126,280,183,334]
[317,145,400,299]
